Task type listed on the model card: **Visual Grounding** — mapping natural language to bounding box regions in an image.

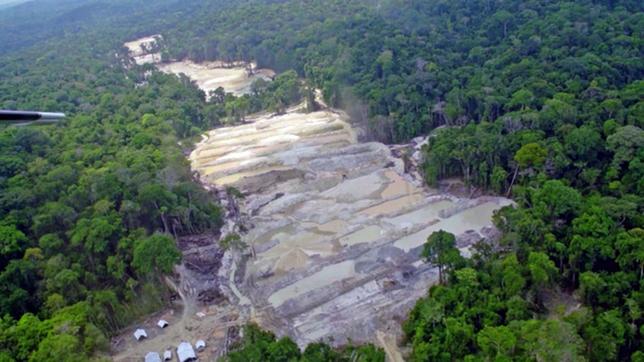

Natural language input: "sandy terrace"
[124,35,163,65]
[158,61,275,97]
[123,36,275,95]
[189,106,512,350]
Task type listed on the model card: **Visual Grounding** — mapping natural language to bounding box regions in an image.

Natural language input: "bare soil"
[186,102,512,353]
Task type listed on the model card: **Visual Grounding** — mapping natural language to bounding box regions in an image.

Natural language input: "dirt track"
[111,239,243,361]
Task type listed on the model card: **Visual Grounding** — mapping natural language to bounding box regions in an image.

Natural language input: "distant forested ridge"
[0,0,642,360]
[149,0,643,142]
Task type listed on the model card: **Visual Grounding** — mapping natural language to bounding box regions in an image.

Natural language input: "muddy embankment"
[116,36,512,362]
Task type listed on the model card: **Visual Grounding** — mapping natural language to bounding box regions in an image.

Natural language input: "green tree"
[267,337,300,361]
[579,272,606,307]
[508,143,547,194]
[477,326,516,359]
[527,252,557,289]
[0,225,27,266]
[515,319,585,362]
[532,180,581,226]
[491,166,508,194]
[132,234,181,276]
[508,89,535,110]
[422,230,463,284]
[501,254,526,297]
[583,310,627,361]
[29,334,85,362]
[615,228,644,279]
[515,143,547,169]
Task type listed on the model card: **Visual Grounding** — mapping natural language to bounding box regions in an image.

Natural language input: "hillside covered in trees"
[0,14,223,362]
[0,0,642,360]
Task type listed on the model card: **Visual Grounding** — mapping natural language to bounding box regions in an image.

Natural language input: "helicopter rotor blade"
[0,110,65,125]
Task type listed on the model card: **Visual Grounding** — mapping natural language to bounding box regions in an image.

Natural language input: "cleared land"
[190,106,511,349]
[158,60,274,97]
[124,36,275,95]
[123,35,162,65]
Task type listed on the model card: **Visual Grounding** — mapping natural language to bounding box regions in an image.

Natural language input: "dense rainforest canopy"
[0,0,642,360]
[0,11,224,362]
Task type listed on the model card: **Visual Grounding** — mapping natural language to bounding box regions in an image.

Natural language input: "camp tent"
[177,342,196,362]
[133,329,147,341]
[144,352,161,362]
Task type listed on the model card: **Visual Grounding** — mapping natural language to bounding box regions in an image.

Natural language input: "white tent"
[163,350,172,361]
[177,342,197,362]
[157,319,169,328]
[133,329,147,341]
[195,339,206,351]
[144,352,161,362]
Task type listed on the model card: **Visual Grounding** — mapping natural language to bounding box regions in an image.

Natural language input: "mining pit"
[114,36,512,361]
[190,105,512,353]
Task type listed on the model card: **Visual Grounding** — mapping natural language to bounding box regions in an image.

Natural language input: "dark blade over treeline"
[0,110,65,125]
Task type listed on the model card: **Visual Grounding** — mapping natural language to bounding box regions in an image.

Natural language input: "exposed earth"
[189,103,512,352]
[114,36,512,361]
[123,36,275,97]
[158,60,274,97]
[123,35,163,65]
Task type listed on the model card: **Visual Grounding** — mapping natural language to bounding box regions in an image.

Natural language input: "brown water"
[394,200,513,251]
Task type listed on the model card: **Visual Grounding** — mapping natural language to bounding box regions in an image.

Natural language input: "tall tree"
[422,230,463,284]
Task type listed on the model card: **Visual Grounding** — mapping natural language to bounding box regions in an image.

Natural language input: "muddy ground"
[188,106,511,356]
